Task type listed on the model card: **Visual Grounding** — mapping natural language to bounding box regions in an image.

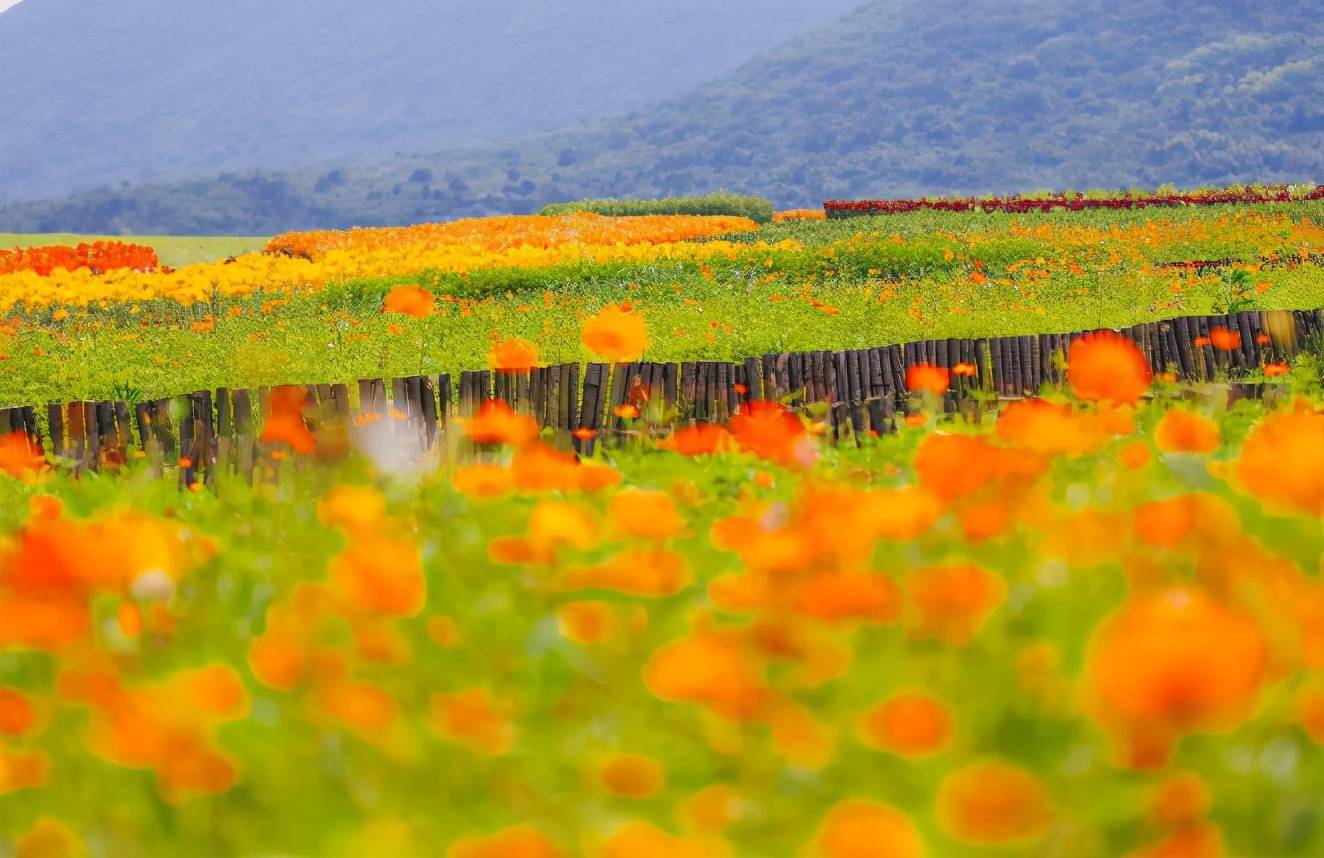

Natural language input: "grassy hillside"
[2,0,1320,234]
[0,234,268,267]
[0,0,860,204]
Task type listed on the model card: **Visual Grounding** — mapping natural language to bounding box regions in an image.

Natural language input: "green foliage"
[539,193,775,223]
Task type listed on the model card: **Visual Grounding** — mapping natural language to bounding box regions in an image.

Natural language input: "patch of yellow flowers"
[0,214,790,311]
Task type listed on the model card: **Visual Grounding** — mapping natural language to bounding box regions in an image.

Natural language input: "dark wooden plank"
[48,403,65,460]
[662,362,678,411]
[762,355,778,401]
[21,407,41,455]
[562,363,580,431]
[686,363,701,422]
[437,375,452,423]
[787,353,804,405]
[178,397,196,487]
[742,357,761,401]
[83,401,101,472]
[727,362,740,416]
[191,390,215,485]
[112,401,133,453]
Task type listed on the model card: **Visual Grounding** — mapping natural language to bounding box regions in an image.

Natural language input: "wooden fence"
[3,308,1319,485]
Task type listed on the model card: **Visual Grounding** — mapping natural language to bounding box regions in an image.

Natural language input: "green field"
[0,233,269,268]
[2,201,1324,408]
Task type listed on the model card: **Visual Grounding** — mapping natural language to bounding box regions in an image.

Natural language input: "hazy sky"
[0,1,22,12]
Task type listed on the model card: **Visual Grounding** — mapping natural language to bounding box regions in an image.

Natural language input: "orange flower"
[807,800,924,858]
[448,825,563,858]
[582,304,649,362]
[1264,362,1290,377]
[432,687,515,755]
[1235,409,1324,515]
[914,432,1017,500]
[643,630,767,721]
[1086,588,1266,768]
[613,403,640,419]
[599,753,666,798]
[794,571,902,624]
[260,385,316,454]
[937,761,1052,843]
[329,534,426,617]
[905,363,950,395]
[1120,440,1153,469]
[1126,825,1224,858]
[610,490,686,541]
[466,400,539,446]
[564,547,690,597]
[729,401,815,468]
[1149,772,1210,828]
[905,563,1006,645]
[1155,409,1220,454]
[0,749,48,795]
[1208,326,1240,351]
[659,424,732,456]
[382,284,434,318]
[677,785,743,834]
[15,816,83,858]
[996,398,1106,455]
[453,464,515,499]
[1068,331,1152,405]
[597,821,729,858]
[556,601,616,644]
[858,691,953,757]
[0,687,35,736]
[512,441,622,492]
[951,361,978,377]
[490,338,539,372]
[318,681,398,732]
[0,431,44,479]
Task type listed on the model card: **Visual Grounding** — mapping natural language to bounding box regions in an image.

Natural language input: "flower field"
[5,186,1324,856]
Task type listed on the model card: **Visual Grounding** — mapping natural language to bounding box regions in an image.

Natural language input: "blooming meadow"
[3,187,1324,856]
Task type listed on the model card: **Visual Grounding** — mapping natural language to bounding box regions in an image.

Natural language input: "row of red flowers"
[824,184,1324,217]
[0,241,160,277]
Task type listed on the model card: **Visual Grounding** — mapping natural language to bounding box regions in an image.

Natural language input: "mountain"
[0,0,863,203]
[4,0,1322,234]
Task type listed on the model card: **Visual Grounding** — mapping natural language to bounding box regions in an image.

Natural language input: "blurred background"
[1,0,1321,233]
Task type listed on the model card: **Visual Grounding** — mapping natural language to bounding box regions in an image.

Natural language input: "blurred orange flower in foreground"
[1235,409,1324,515]
[1086,587,1266,768]
[808,800,924,858]
[1155,408,1220,454]
[382,284,435,318]
[490,338,540,372]
[466,400,539,446]
[937,761,1053,843]
[729,401,815,469]
[1068,331,1152,405]
[906,563,1006,644]
[260,385,316,455]
[905,363,950,395]
[859,691,953,757]
[0,431,45,479]
[582,304,650,362]
[660,423,732,456]
[598,753,666,798]
[447,824,562,858]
